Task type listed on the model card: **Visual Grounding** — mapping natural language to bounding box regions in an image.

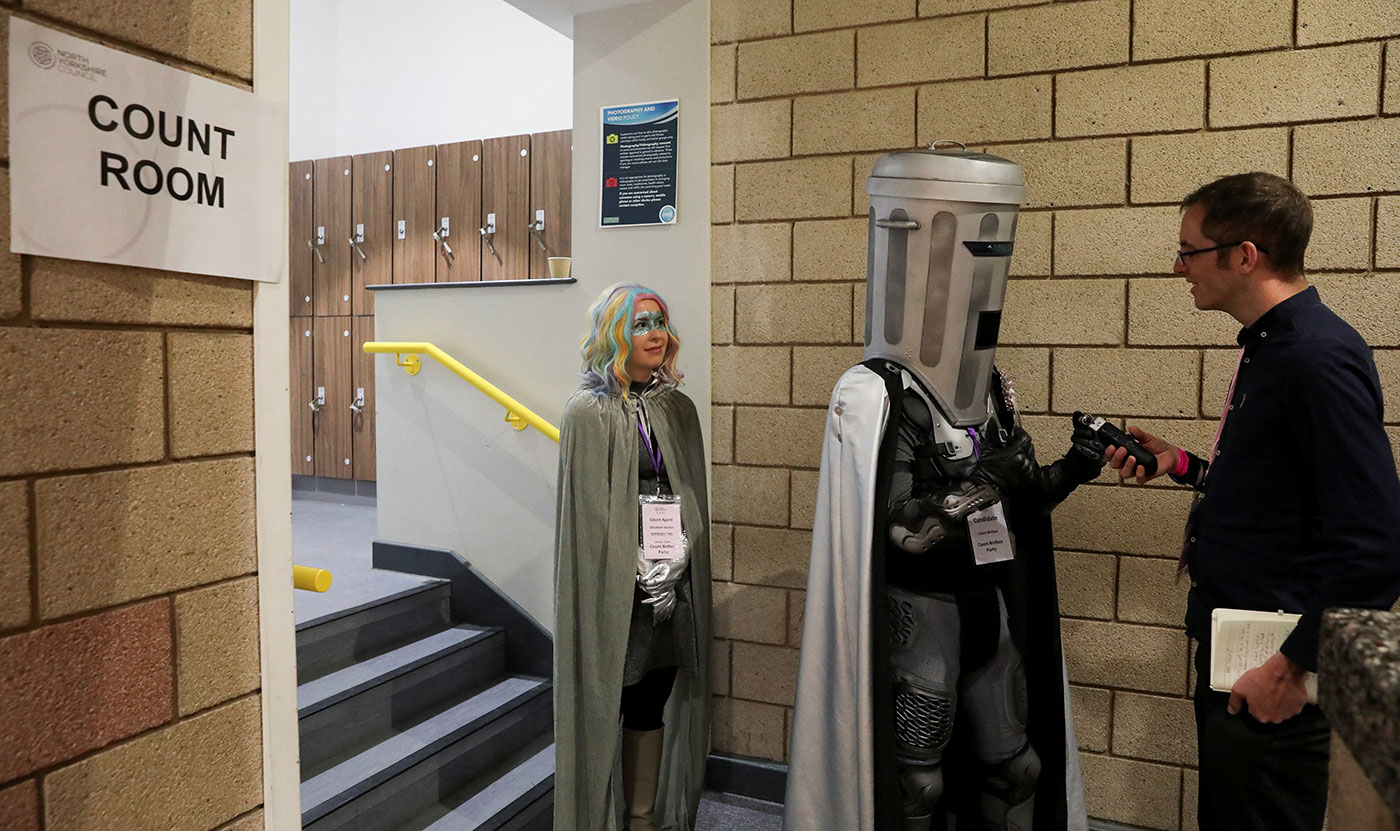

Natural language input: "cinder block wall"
[0,5,265,831]
[709,1,1400,828]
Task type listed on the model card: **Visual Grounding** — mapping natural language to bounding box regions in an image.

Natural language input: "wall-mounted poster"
[8,18,285,282]
[600,99,678,228]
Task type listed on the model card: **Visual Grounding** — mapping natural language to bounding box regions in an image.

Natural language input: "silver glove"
[637,558,688,623]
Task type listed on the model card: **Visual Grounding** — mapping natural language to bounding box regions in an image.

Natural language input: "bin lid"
[870,142,1023,188]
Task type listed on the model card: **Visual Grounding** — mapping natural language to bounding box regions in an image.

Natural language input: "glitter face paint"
[631,310,669,336]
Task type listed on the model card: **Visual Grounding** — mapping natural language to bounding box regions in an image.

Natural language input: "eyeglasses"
[631,311,669,336]
[1176,242,1270,267]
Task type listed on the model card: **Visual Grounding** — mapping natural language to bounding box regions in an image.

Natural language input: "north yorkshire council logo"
[29,41,56,69]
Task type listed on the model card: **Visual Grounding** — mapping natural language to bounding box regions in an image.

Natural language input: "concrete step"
[417,743,554,831]
[302,676,552,831]
[296,580,452,684]
[298,624,504,776]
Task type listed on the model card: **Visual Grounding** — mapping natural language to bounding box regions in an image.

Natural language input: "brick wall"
[0,4,265,830]
[710,1,1400,828]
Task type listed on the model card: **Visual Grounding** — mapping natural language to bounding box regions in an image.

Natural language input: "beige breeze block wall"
[0,4,265,831]
[710,0,1400,828]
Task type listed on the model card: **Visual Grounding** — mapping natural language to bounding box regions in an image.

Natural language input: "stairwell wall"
[371,0,711,633]
[0,3,268,830]
[708,1,1400,829]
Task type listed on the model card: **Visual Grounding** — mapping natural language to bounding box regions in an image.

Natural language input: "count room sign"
[8,18,285,282]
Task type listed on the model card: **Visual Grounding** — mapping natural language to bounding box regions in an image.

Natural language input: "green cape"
[553,385,712,831]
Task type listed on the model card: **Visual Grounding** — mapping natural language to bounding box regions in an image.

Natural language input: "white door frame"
[252,0,301,826]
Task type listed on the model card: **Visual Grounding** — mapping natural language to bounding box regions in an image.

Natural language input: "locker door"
[352,317,377,481]
[434,140,483,283]
[393,145,437,284]
[313,156,353,316]
[481,134,531,282]
[289,160,315,316]
[351,151,393,315]
[290,322,315,475]
[528,130,572,279]
[313,317,354,479]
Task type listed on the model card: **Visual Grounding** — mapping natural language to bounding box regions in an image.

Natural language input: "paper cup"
[548,257,572,279]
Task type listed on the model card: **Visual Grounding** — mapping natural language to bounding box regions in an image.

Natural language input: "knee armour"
[899,764,944,822]
[979,742,1041,830]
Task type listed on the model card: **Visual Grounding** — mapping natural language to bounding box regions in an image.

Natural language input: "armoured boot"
[622,727,664,831]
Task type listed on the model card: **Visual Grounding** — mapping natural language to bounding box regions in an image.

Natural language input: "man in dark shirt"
[1106,172,1400,831]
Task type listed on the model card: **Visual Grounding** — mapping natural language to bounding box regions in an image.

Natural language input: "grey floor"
[292,498,436,627]
[292,496,785,828]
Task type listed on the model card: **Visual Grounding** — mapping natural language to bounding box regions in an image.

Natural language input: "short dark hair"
[1181,172,1312,276]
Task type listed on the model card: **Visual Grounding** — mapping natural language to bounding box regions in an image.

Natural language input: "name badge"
[968,502,1015,565]
[640,495,685,560]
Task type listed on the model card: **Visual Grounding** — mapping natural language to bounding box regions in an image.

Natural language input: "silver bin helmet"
[864,143,1025,427]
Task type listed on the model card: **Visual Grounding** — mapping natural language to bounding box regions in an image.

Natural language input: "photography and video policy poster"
[600,99,678,228]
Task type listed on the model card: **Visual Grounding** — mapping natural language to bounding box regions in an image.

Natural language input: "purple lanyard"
[637,417,663,474]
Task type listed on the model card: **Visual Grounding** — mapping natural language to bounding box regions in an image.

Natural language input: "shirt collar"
[1237,285,1319,346]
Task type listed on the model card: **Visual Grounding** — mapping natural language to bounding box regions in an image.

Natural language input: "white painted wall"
[290,0,573,160]
[372,0,710,631]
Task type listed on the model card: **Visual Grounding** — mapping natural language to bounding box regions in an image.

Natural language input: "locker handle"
[527,226,548,253]
[433,230,455,263]
[307,239,325,264]
[350,388,366,413]
[480,213,497,256]
[347,237,366,261]
[309,386,325,412]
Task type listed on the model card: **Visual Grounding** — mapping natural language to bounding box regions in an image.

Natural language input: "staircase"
[295,579,555,830]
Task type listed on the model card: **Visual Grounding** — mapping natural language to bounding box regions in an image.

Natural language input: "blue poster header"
[602,100,680,127]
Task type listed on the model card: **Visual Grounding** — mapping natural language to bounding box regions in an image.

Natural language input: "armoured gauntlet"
[1035,417,1108,508]
[969,427,1039,495]
[889,479,1002,553]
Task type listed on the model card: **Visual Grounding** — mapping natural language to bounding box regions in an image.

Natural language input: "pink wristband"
[1171,448,1189,477]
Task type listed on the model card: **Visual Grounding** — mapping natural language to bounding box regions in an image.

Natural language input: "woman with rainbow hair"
[553,283,711,831]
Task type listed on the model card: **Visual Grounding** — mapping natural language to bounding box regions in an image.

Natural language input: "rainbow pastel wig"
[579,282,683,397]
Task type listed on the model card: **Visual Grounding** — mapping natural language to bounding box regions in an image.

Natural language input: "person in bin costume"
[785,146,1102,831]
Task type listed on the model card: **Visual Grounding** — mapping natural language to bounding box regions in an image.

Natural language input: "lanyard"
[1206,347,1246,472]
[636,406,663,478]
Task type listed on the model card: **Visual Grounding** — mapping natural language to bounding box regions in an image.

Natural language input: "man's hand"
[1227,651,1310,723]
[1104,426,1179,485]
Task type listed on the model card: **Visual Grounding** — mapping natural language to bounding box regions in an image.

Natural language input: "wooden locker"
[528,130,572,279]
[313,316,354,479]
[289,161,315,316]
[434,140,484,283]
[393,145,437,284]
[352,317,377,481]
[290,321,315,475]
[351,151,393,315]
[313,156,354,316]
[481,134,531,282]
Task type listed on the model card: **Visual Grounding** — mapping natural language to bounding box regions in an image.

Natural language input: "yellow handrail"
[363,341,561,443]
[293,565,333,592]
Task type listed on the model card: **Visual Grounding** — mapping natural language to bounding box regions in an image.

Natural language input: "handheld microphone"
[1073,411,1158,476]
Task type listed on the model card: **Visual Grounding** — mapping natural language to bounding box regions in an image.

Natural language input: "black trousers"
[620,665,678,731]
[1192,644,1330,831]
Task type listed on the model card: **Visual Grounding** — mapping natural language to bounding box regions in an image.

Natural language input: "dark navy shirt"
[1179,287,1400,671]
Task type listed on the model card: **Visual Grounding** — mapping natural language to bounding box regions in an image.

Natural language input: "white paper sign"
[968,502,1015,565]
[641,501,684,560]
[9,19,286,282]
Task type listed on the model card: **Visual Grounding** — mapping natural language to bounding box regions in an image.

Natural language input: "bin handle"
[928,139,967,151]
[875,218,921,230]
